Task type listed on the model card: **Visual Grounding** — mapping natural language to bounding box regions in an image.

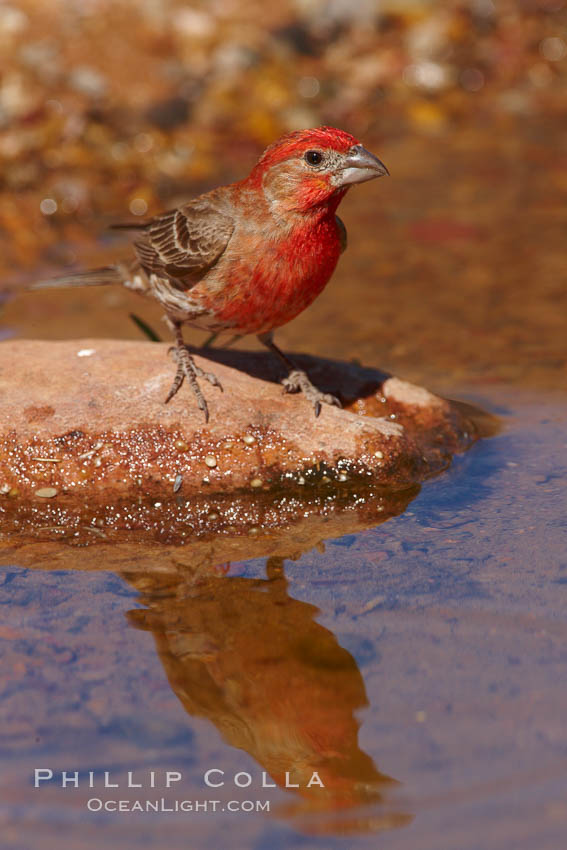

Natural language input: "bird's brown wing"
[132,192,235,285]
[335,215,347,253]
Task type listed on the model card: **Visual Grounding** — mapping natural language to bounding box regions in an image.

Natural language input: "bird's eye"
[304,150,323,166]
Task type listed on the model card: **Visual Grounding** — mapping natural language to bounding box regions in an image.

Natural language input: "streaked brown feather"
[131,193,235,284]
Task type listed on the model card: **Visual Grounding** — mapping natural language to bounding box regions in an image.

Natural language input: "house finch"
[35,126,388,420]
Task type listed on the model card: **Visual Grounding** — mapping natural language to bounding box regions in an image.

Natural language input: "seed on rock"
[35,487,58,498]
[208,512,219,521]
[78,442,102,460]
[0,483,10,494]
[338,473,348,481]
[243,434,255,445]
[374,450,384,459]
[250,478,263,488]
[175,440,189,451]
[204,455,217,468]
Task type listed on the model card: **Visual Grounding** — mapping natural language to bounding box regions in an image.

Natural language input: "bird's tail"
[30,266,124,290]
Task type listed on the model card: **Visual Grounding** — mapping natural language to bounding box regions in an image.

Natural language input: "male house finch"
[36,126,388,420]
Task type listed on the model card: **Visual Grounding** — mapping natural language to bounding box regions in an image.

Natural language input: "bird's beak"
[337,145,389,186]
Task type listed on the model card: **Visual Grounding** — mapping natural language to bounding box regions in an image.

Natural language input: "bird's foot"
[281,369,341,417]
[165,345,223,422]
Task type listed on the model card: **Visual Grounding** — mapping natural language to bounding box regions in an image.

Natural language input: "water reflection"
[0,485,422,835]
[124,555,412,834]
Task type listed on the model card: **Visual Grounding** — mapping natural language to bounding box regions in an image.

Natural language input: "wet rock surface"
[0,339,483,509]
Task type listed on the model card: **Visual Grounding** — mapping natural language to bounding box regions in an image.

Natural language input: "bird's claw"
[281,369,342,417]
[193,364,223,391]
[165,345,222,421]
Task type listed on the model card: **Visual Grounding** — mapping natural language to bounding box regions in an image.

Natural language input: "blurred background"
[1,0,566,392]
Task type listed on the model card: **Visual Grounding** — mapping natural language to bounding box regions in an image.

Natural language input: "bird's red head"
[247,126,389,214]
[256,126,360,169]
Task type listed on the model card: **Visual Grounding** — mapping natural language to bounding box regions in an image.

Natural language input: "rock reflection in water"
[0,481,423,835]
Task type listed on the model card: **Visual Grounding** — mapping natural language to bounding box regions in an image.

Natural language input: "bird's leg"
[165,321,223,422]
[257,332,341,417]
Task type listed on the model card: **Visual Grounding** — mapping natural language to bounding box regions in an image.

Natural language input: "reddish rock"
[0,339,484,507]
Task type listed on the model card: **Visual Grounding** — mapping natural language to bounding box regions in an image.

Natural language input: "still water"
[1,389,566,850]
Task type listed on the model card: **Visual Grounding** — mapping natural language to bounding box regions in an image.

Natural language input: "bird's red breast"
[192,203,343,335]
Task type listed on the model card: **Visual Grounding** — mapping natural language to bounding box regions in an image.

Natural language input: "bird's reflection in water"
[124,556,412,836]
